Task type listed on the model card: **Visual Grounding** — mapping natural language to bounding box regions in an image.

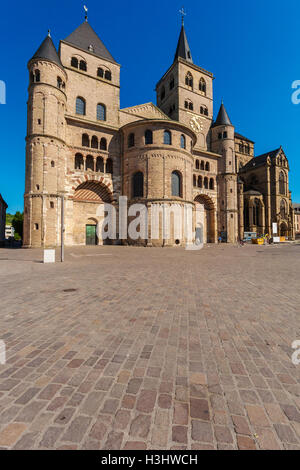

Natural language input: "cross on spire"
[84,5,88,22]
[179,6,186,26]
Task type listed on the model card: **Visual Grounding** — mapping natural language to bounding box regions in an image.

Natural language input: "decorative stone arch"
[71,174,115,202]
[279,221,288,237]
[194,194,216,243]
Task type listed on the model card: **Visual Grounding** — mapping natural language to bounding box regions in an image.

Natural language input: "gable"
[120,102,169,121]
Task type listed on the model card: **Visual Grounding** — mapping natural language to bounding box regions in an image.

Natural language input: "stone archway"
[194,194,216,244]
[72,180,113,245]
[279,221,288,237]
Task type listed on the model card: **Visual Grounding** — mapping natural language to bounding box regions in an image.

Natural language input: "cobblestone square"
[0,243,299,450]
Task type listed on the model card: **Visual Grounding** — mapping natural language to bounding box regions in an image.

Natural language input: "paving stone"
[129,414,151,439]
[237,435,257,450]
[1,244,300,450]
[0,423,27,447]
[62,415,92,443]
[191,420,213,443]
[190,398,210,420]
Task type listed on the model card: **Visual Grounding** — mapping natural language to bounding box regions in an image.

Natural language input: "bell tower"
[24,32,67,248]
[211,102,238,243]
[156,18,214,150]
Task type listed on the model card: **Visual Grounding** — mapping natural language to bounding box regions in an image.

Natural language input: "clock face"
[190,116,204,133]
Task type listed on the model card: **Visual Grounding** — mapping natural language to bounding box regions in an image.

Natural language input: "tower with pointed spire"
[211,102,238,243]
[24,33,68,248]
[156,21,214,151]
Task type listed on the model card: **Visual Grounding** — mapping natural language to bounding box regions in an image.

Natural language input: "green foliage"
[5,213,13,225]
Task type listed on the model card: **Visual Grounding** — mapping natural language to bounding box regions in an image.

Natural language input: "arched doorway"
[73,180,113,245]
[279,221,288,237]
[194,195,216,243]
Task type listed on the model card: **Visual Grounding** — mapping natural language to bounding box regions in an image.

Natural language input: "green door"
[86,225,97,246]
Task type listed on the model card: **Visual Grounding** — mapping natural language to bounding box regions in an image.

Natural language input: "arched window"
[164,130,172,145]
[97,103,106,121]
[96,156,104,173]
[198,175,203,188]
[51,161,55,168]
[100,138,107,150]
[31,70,40,83]
[239,143,244,153]
[75,153,84,170]
[253,199,260,226]
[200,106,208,116]
[185,73,193,88]
[204,108,208,116]
[132,172,144,198]
[170,75,175,90]
[128,133,135,148]
[161,86,165,101]
[196,160,200,170]
[180,135,186,149]
[71,57,78,68]
[204,177,208,189]
[82,134,89,147]
[79,60,87,71]
[76,97,86,115]
[145,130,153,145]
[171,171,182,197]
[185,100,193,110]
[201,161,205,170]
[209,178,214,190]
[193,175,197,187]
[279,171,285,195]
[57,77,62,89]
[104,70,112,81]
[205,162,210,171]
[280,199,287,218]
[106,158,113,174]
[97,67,104,78]
[86,155,94,171]
[199,77,206,94]
[91,136,98,149]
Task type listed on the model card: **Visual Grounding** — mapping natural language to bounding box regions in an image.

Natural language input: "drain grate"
[63,288,78,293]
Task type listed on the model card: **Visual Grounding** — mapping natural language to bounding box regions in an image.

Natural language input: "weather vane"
[84,5,88,22]
[179,6,186,25]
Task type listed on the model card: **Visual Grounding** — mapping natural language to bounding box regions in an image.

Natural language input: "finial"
[221,98,224,105]
[179,6,186,26]
[84,5,88,22]
[48,29,51,38]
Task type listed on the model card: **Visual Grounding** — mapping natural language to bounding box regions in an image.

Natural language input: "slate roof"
[241,148,281,171]
[235,132,255,144]
[30,35,64,69]
[212,102,232,127]
[174,25,193,63]
[63,21,117,63]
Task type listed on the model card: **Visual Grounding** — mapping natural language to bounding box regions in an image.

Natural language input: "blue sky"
[1,0,300,213]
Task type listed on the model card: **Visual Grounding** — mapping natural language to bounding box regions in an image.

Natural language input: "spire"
[174,24,193,63]
[213,102,232,127]
[30,34,64,70]
[64,21,117,63]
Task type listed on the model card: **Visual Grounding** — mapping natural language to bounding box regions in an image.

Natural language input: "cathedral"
[23,17,295,247]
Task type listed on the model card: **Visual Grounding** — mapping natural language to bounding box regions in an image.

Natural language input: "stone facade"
[293,204,300,236]
[23,21,295,248]
[0,194,7,247]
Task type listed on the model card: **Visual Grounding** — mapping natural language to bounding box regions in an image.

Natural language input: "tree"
[12,212,24,240]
